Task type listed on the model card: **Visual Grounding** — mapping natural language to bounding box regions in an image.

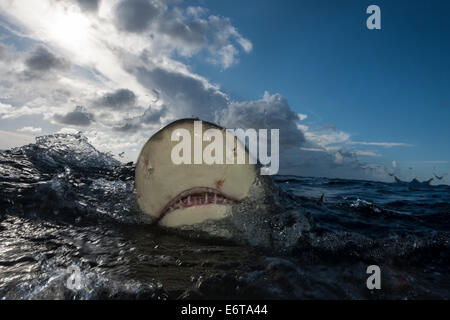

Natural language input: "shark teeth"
[161,191,234,216]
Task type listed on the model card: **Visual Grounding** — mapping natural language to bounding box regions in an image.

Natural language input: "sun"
[47,4,91,51]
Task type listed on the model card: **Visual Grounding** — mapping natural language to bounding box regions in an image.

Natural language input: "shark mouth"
[159,187,236,219]
[135,118,257,228]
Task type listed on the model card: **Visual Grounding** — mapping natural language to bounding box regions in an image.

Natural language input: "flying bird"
[433,173,448,180]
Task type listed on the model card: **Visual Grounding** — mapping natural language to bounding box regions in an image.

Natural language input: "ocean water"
[0,133,448,299]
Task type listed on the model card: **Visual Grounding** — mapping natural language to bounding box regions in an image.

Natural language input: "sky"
[0,0,448,184]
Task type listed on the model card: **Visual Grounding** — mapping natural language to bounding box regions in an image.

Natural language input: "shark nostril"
[215,179,224,190]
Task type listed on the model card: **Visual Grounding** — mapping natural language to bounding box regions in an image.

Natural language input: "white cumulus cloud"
[17,126,42,134]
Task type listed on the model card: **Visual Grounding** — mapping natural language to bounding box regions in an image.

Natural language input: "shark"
[134,118,285,245]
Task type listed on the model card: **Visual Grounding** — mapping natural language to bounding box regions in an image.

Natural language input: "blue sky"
[189,0,450,179]
[0,0,448,183]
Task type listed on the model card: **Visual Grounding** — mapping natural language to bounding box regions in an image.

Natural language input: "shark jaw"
[157,187,237,227]
[135,119,257,228]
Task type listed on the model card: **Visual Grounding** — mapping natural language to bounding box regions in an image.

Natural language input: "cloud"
[57,127,80,134]
[304,124,351,148]
[19,45,70,81]
[97,88,137,109]
[0,0,251,130]
[278,145,388,180]
[300,147,325,152]
[75,0,101,12]
[112,0,251,68]
[0,43,15,61]
[0,0,409,180]
[132,65,228,119]
[334,152,344,164]
[17,126,42,134]
[354,150,380,157]
[157,11,207,46]
[114,0,161,33]
[140,105,166,124]
[0,102,14,114]
[24,45,69,72]
[113,105,167,133]
[218,92,305,148]
[54,106,93,126]
[350,141,413,147]
[209,91,394,180]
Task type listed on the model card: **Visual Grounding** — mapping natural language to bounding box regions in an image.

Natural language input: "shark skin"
[135,118,281,244]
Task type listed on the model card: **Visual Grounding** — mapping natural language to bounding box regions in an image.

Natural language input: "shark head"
[135,119,277,237]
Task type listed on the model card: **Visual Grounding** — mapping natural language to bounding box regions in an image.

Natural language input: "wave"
[0,133,449,299]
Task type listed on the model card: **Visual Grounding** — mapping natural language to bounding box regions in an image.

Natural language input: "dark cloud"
[112,1,250,68]
[157,14,207,46]
[155,10,249,66]
[75,0,101,12]
[141,105,166,123]
[25,45,69,72]
[113,106,166,133]
[218,93,305,148]
[113,122,142,133]
[54,106,93,126]
[132,66,228,120]
[114,0,161,33]
[98,88,136,109]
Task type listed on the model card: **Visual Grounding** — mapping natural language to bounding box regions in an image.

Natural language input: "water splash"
[0,134,449,299]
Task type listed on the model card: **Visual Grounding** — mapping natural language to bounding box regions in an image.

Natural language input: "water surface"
[0,134,448,299]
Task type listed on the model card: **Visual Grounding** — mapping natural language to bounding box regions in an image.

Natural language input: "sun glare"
[47,5,90,51]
